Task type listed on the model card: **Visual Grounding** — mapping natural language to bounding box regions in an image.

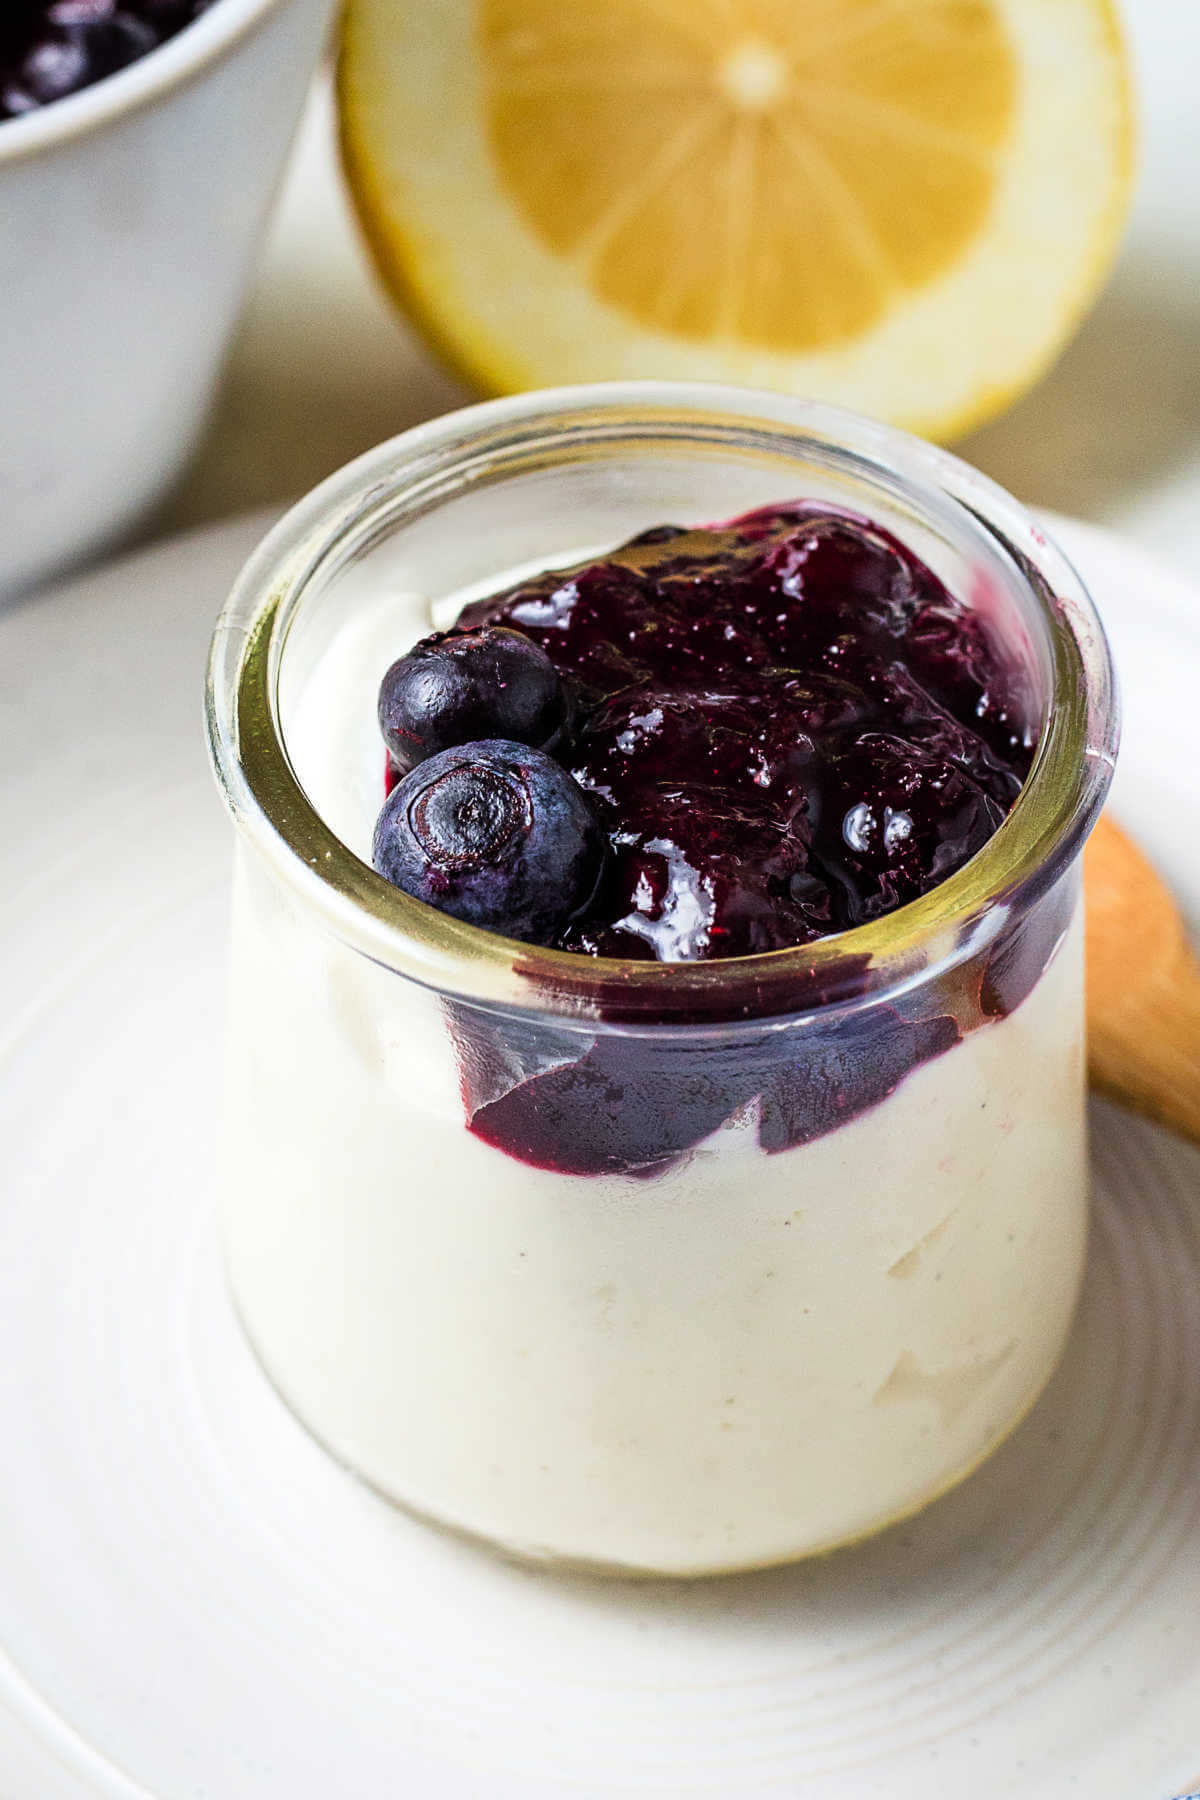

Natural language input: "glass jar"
[205,384,1117,1576]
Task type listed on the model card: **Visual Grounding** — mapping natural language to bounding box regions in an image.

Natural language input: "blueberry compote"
[367,504,1062,1181]
[0,0,215,120]
[377,505,1033,960]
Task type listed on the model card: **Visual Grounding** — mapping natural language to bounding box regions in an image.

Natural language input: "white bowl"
[0,0,337,598]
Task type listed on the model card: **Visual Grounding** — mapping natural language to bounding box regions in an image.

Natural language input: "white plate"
[1,510,1198,1800]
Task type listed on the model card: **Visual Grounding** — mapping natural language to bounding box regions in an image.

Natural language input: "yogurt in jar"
[206,389,1116,1575]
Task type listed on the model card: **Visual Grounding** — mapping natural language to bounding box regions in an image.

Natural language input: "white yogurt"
[220,574,1088,1575]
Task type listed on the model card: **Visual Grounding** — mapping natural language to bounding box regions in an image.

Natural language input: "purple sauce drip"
[382,503,1060,1178]
[456,1003,965,1178]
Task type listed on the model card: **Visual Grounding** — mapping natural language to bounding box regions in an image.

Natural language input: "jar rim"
[205,382,1118,1025]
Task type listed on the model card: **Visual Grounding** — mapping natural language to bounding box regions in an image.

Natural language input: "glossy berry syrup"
[455,505,1034,958]
[375,503,1060,1179]
[0,0,215,120]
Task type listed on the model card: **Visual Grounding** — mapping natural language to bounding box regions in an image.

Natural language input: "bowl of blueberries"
[0,0,336,597]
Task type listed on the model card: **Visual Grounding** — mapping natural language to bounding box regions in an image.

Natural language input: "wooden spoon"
[1085,813,1200,1145]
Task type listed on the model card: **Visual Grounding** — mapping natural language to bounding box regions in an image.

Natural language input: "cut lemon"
[338,0,1133,437]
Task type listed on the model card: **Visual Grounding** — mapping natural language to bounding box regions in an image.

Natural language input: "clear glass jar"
[206,383,1117,1576]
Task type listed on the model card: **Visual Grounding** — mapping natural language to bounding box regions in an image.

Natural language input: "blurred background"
[154,2,1200,570]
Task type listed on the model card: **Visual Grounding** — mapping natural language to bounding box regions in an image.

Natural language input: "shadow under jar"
[206,384,1117,1577]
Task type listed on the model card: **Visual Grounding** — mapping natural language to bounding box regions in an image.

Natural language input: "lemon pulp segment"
[483,0,1016,351]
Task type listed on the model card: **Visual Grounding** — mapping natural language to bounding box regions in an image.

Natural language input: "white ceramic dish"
[0,0,335,599]
[0,509,1198,1797]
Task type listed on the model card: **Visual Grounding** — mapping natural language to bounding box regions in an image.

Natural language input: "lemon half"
[339,0,1133,437]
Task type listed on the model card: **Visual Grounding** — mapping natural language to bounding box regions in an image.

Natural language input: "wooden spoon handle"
[1088,946,1200,1144]
[1085,814,1200,1146]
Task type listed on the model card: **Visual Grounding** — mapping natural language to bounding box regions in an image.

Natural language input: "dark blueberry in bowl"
[373,740,608,944]
[0,0,215,121]
[378,626,569,775]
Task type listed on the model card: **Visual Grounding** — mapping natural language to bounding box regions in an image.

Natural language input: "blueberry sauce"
[449,504,1034,959]
[453,1001,965,1179]
[372,502,1062,1180]
[0,0,215,120]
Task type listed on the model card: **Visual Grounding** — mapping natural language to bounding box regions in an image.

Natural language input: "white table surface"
[153,2,1200,577]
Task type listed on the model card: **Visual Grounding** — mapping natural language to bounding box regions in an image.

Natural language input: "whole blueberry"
[98,13,162,66]
[14,32,90,104]
[377,626,568,775]
[372,740,608,944]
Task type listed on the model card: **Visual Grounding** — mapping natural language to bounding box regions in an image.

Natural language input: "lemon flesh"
[340,0,1133,437]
